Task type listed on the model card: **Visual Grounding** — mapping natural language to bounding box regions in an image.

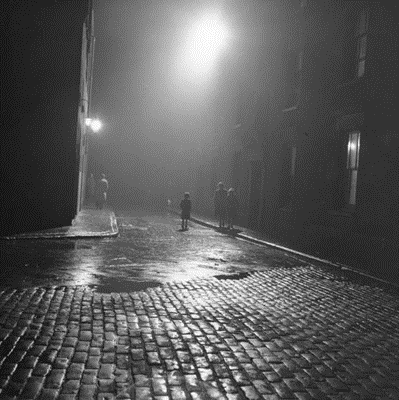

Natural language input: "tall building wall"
[274,1,398,278]
[199,1,397,279]
[1,1,91,234]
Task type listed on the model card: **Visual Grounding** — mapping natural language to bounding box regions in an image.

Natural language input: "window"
[346,131,360,206]
[356,9,368,77]
[342,8,368,82]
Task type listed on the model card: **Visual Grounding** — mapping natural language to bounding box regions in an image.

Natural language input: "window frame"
[341,7,369,84]
[345,131,361,208]
[356,8,368,78]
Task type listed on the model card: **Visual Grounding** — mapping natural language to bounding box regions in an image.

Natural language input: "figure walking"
[88,173,96,207]
[226,188,239,230]
[214,182,228,228]
[96,173,109,210]
[180,192,191,230]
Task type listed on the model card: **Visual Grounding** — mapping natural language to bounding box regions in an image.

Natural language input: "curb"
[179,211,399,291]
[0,212,119,240]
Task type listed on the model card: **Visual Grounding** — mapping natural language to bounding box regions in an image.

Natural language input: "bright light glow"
[90,119,102,133]
[176,8,231,83]
[85,118,92,127]
[185,12,229,73]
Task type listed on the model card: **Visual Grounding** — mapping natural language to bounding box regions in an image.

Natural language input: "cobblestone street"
[1,264,398,399]
[3,0,399,399]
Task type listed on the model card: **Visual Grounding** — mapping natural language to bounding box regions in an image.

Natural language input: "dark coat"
[214,188,227,217]
[180,198,191,219]
[226,193,239,218]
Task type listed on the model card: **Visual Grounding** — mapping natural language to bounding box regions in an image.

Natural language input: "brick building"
[193,1,398,280]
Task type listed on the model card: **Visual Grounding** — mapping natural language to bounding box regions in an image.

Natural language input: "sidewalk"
[0,208,118,240]
[175,209,399,291]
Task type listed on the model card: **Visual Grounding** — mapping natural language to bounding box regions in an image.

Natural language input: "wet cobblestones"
[0,266,398,399]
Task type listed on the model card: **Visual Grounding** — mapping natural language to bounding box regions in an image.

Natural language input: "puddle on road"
[91,278,162,293]
[214,272,251,280]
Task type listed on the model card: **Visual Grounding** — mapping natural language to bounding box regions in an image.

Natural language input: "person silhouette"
[180,192,191,230]
[96,173,109,210]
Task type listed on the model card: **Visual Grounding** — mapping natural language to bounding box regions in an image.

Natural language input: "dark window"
[342,8,368,82]
[356,9,368,78]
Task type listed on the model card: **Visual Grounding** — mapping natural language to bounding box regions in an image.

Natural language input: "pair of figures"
[214,182,239,230]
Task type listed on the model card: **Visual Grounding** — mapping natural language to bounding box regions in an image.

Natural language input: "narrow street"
[0,209,305,293]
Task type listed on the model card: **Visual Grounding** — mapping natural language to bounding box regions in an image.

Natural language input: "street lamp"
[85,117,102,133]
[184,10,230,76]
[173,7,231,86]
[90,119,102,133]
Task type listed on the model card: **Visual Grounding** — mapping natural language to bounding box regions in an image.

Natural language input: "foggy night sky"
[88,0,286,206]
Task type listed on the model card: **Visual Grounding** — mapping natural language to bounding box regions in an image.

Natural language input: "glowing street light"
[184,11,230,75]
[85,117,102,133]
[90,119,102,133]
[174,7,231,85]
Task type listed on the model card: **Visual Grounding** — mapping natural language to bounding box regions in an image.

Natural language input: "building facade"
[1,0,94,234]
[194,1,398,280]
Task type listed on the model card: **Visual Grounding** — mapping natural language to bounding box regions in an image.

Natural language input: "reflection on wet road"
[0,209,305,292]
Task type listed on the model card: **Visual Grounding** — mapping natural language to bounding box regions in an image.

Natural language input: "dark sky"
[88,0,284,205]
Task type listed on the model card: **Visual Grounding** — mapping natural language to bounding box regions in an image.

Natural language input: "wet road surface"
[1,209,398,399]
[0,209,307,293]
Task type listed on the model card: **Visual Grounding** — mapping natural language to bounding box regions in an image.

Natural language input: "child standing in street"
[180,192,191,230]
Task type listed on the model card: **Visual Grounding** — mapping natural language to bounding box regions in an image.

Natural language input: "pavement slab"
[0,209,118,240]
[0,266,398,399]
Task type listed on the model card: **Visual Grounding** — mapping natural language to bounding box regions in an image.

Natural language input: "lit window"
[346,131,360,206]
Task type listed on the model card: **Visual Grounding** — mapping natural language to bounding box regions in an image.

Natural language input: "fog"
[89,0,285,209]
